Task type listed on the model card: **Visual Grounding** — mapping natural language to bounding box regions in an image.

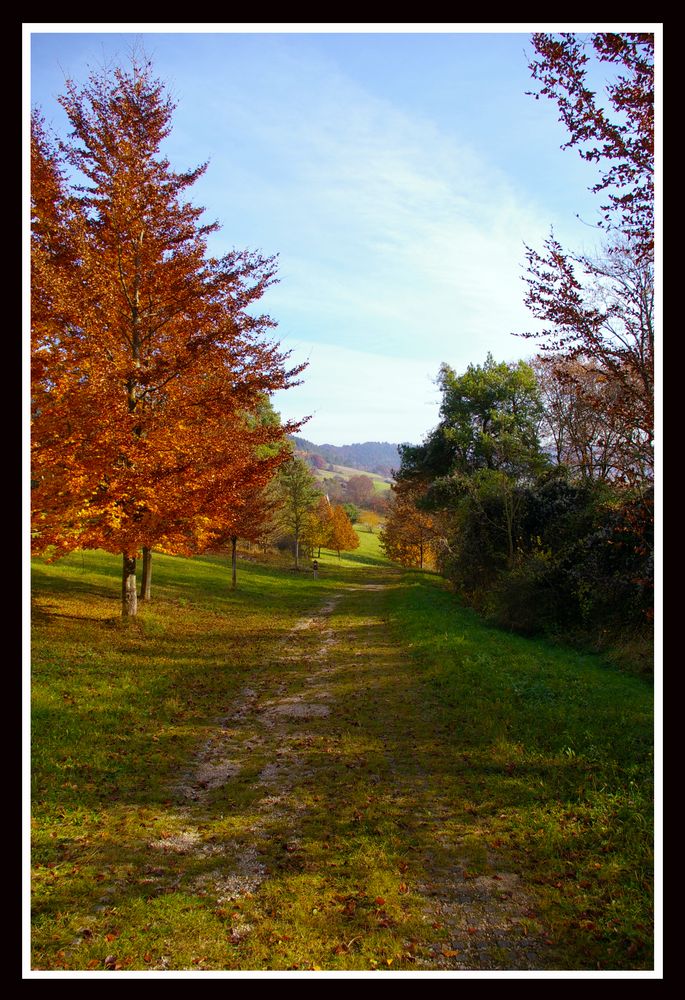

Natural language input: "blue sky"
[26,24,657,446]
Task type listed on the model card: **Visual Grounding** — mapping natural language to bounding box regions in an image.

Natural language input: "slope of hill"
[290,437,403,476]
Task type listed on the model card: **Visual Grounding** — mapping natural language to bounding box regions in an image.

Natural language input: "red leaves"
[522,34,655,498]
[528,33,654,244]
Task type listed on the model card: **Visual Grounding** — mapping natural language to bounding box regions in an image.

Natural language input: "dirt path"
[146,578,551,971]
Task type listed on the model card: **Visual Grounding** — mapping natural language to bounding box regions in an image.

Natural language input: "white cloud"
[271,339,443,447]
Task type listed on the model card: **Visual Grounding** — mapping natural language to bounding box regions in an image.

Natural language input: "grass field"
[311,465,392,491]
[30,531,655,972]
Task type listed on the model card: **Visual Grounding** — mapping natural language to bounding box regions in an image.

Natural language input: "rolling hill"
[290,437,403,477]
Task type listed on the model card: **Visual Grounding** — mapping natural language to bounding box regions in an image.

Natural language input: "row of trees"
[381,33,654,658]
[31,56,305,615]
[204,455,360,585]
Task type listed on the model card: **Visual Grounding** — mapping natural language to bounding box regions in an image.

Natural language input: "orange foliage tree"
[31,56,303,615]
[326,505,360,559]
[379,479,440,569]
[302,495,334,559]
[201,401,293,591]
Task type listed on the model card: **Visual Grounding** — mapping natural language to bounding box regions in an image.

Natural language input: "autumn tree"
[521,33,655,489]
[31,56,303,615]
[207,477,287,590]
[532,353,643,482]
[326,505,360,559]
[522,236,653,488]
[167,403,293,591]
[307,453,327,470]
[302,495,334,559]
[528,32,654,258]
[380,479,440,569]
[345,474,375,508]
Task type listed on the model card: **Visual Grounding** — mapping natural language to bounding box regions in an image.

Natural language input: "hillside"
[290,437,403,477]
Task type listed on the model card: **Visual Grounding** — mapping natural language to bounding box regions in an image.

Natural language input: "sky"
[26,23,659,447]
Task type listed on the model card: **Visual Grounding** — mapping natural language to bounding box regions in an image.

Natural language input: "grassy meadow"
[30,530,654,972]
[311,465,392,491]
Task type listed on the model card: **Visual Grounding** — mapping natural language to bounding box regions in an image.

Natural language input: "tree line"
[381,33,654,664]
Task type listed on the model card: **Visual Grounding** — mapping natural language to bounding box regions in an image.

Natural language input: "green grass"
[30,539,654,972]
[311,464,392,490]
[382,571,654,970]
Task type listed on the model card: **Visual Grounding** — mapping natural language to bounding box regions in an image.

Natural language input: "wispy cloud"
[185,40,554,383]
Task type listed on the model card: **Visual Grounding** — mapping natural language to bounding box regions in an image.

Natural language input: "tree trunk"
[122,553,137,617]
[231,536,238,590]
[504,494,516,569]
[295,534,300,570]
[140,546,152,601]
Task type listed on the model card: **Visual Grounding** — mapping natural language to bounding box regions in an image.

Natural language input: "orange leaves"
[326,504,360,556]
[380,478,440,570]
[31,58,304,580]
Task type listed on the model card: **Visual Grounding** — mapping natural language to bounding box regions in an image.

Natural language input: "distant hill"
[290,437,403,477]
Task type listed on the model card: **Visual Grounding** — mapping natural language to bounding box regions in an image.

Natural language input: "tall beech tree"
[31,57,303,615]
[202,400,294,590]
[208,479,286,591]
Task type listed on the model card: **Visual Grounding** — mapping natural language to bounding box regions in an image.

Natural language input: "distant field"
[311,464,392,491]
